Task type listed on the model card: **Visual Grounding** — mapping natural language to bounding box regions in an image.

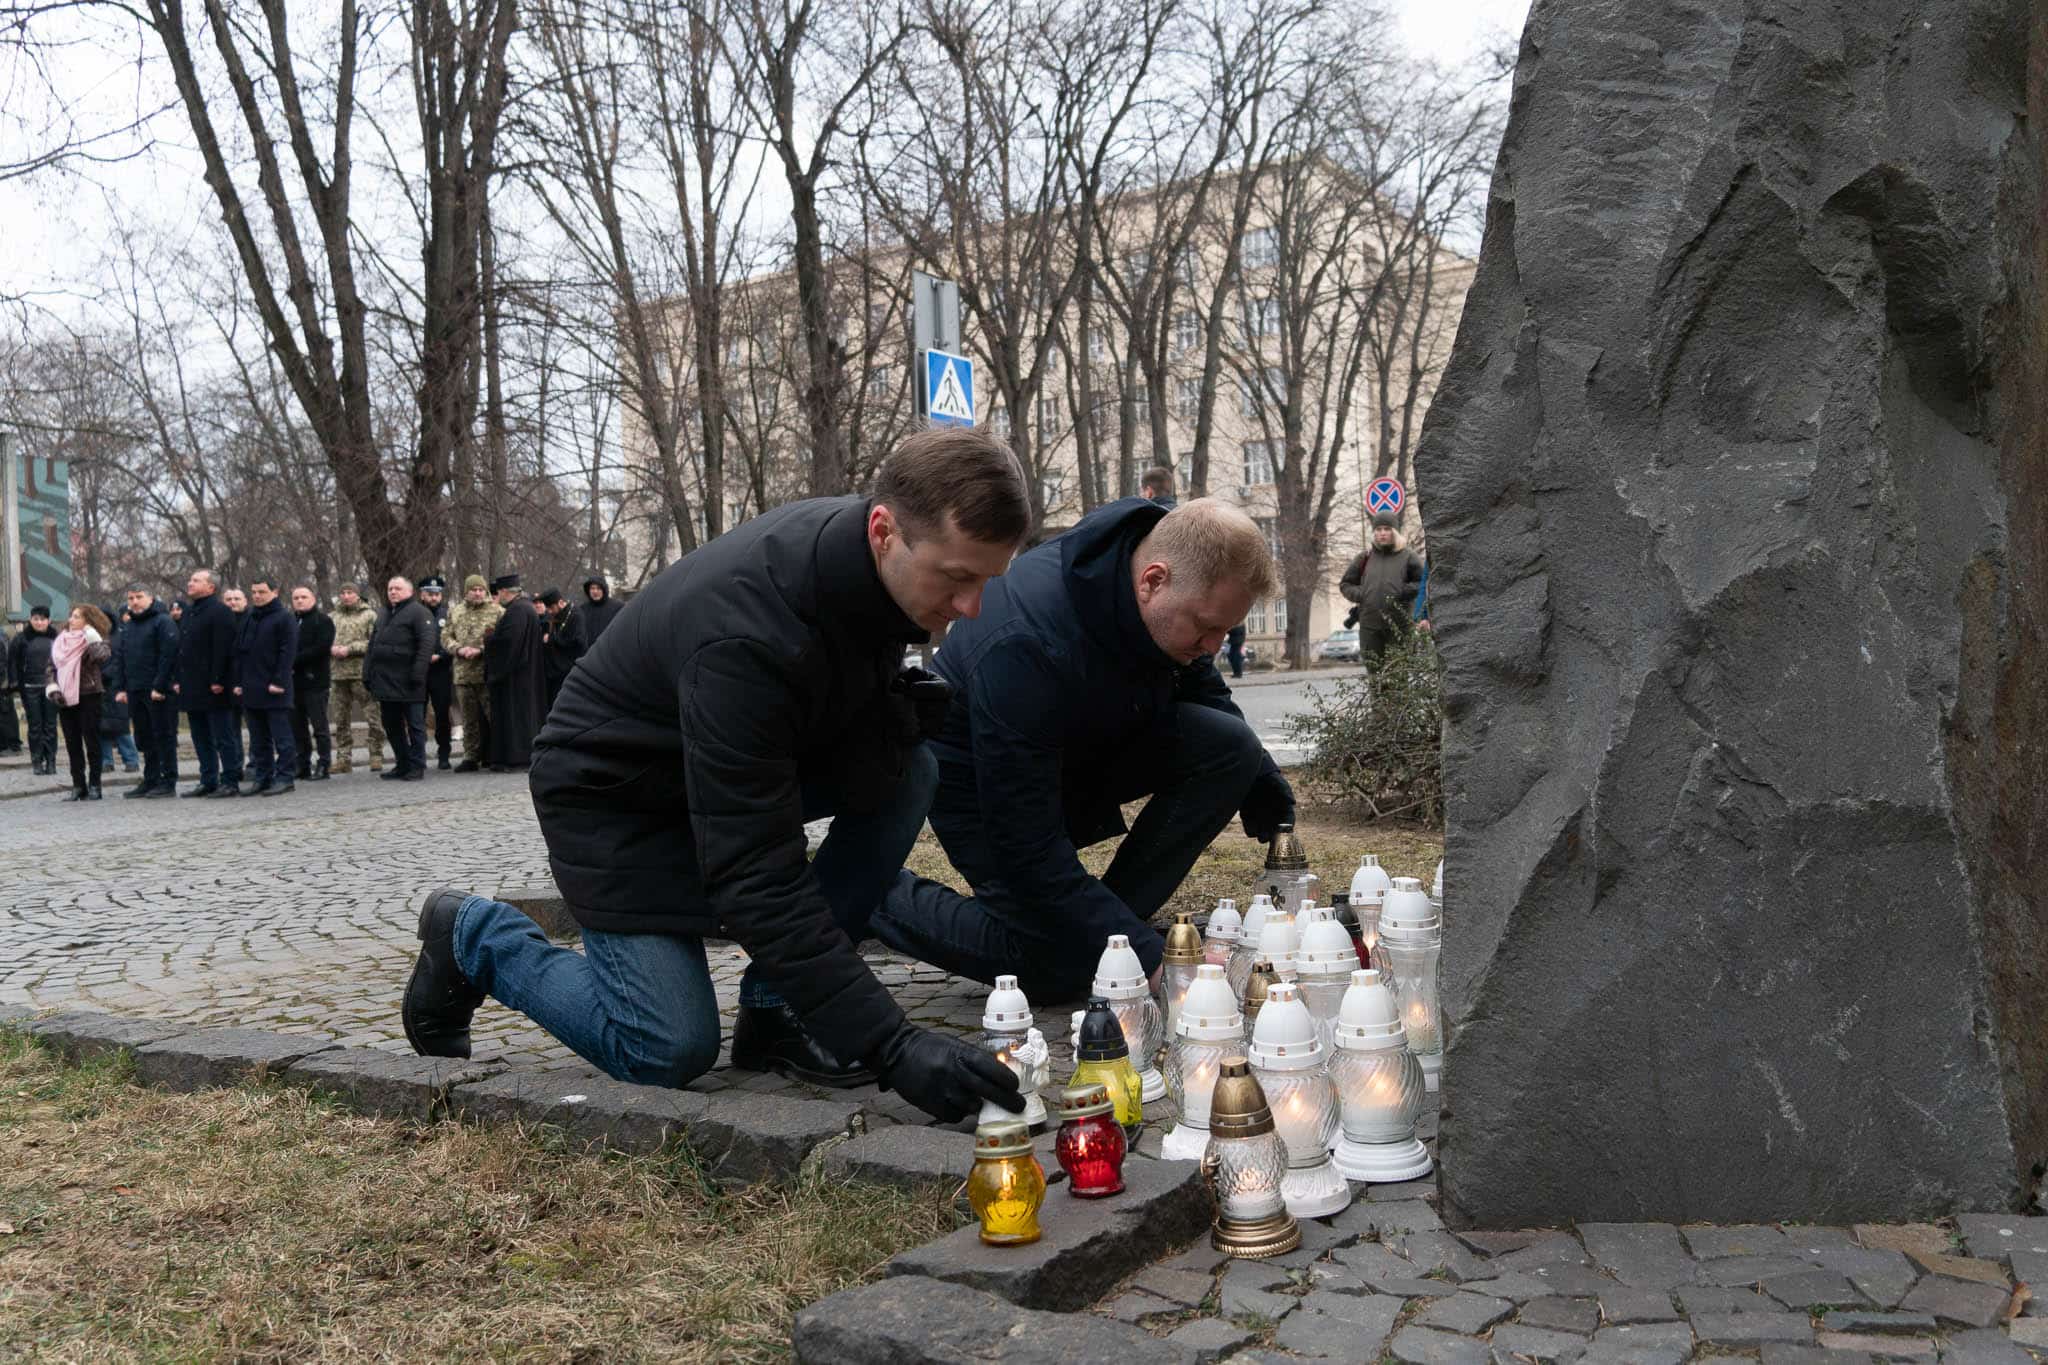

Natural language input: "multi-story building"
[618,169,1472,665]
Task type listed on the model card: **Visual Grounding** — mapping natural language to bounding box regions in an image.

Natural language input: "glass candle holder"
[1093,934,1168,1103]
[979,974,1044,1127]
[1203,898,1241,968]
[1054,1083,1127,1196]
[1162,911,1206,1040]
[1161,964,1243,1163]
[1248,981,1351,1218]
[968,1119,1046,1246]
[1376,879,1443,1091]
[1252,909,1299,983]
[1328,968,1431,1182]
[1070,998,1144,1136]
[1296,905,1361,1050]
[1203,1057,1300,1258]
[1349,854,1393,958]
[1227,895,1274,998]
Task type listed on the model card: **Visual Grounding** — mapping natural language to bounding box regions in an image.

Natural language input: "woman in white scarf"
[48,604,112,800]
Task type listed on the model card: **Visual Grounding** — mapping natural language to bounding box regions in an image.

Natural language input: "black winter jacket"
[234,598,297,710]
[175,592,237,710]
[579,577,625,644]
[537,496,927,1063]
[109,599,179,699]
[929,497,1280,972]
[293,607,335,692]
[364,596,435,702]
[8,623,56,695]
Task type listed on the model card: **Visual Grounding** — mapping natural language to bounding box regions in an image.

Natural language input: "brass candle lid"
[1057,1083,1115,1121]
[1263,825,1308,871]
[1206,1057,1276,1138]
[1242,962,1277,1024]
[1162,911,1205,965]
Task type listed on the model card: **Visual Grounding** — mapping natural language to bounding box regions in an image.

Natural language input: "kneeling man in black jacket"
[401,427,1031,1124]
[870,496,1295,1001]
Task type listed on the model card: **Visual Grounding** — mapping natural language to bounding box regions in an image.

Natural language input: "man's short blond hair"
[1135,498,1277,599]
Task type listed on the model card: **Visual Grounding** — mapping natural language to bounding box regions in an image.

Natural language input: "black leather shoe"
[309,761,330,781]
[730,1001,877,1087]
[454,760,480,773]
[121,783,152,799]
[402,888,486,1059]
[211,783,241,799]
[400,769,424,782]
[380,768,407,781]
[87,785,102,800]
[261,780,295,796]
[141,783,175,798]
[180,784,218,799]
[63,786,86,802]
[437,756,452,770]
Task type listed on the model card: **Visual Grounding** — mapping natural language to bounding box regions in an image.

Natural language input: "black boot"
[63,785,86,802]
[309,758,330,781]
[402,888,487,1059]
[730,1001,877,1088]
[87,783,102,800]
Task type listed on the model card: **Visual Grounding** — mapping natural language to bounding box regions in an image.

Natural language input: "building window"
[1129,386,1151,426]
[1247,599,1266,634]
[989,406,1012,438]
[1038,395,1062,433]
[1040,470,1068,510]
[1176,451,1194,490]
[1176,377,1202,424]
[1242,365,1287,416]
[1174,310,1201,353]
[1242,438,1277,487]
[1243,225,1279,270]
[1088,328,1107,363]
[1175,250,1198,289]
[1123,249,1153,290]
[1255,515,1284,562]
[865,365,891,398]
[1242,295,1280,340]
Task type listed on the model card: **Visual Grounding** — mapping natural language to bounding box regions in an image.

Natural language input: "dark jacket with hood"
[578,576,625,645]
[109,598,180,699]
[234,597,297,710]
[1338,541,1423,625]
[175,591,238,710]
[8,620,57,694]
[537,496,927,1065]
[364,595,436,702]
[928,497,1282,970]
[293,605,335,692]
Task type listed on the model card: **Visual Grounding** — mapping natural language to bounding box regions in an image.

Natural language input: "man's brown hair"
[1141,465,1175,497]
[875,425,1030,545]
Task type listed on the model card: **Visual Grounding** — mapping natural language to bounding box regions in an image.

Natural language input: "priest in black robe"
[536,588,585,713]
[482,573,546,772]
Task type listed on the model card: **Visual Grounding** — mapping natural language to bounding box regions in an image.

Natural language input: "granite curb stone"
[1818,1333,1939,1359]
[450,1066,707,1154]
[1691,1312,1819,1346]
[818,1123,974,1189]
[791,1276,1196,1364]
[283,1048,506,1121]
[1899,1276,2012,1329]
[22,1010,189,1062]
[134,1027,338,1089]
[886,1154,1208,1311]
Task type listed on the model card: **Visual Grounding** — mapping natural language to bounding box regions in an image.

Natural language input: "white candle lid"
[1240,894,1273,942]
[1247,980,1324,1069]
[1175,963,1245,1042]
[1379,882,1439,933]
[981,974,1034,1031]
[1333,968,1407,1049]
[1093,933,1149,998]
[1350,855,1394,903]
[1254,909,1299,967]
[1207,898,1243,943]
[1296,907,1358,974]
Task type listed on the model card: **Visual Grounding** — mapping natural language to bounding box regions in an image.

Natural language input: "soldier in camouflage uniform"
[328,583,385,773]
[442,574,504,771]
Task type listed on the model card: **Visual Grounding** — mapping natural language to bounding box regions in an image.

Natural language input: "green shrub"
[1285,628,1443,822]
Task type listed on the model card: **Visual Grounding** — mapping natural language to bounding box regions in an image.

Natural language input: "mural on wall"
[2,435,76,622]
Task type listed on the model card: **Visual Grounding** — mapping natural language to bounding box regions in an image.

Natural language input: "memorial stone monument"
[1423,0,2048,1224]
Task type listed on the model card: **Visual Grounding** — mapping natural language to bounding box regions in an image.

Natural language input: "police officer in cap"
[418,575,455,770]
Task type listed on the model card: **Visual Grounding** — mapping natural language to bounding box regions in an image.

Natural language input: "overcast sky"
[2,0,1533,318]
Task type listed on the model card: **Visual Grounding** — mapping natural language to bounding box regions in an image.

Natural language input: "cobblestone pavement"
[1093,1198,2048,1363]
[0,748,1002,1124]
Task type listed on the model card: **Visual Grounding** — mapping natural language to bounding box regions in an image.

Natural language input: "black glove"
[1240,769,1296,841]
[873,1023,1023,1123]
[1343,605,1360,629]
[888,666,954,745]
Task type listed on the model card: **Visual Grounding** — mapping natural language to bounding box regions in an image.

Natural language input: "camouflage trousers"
[331,678,385,772]
[456,682,489,763]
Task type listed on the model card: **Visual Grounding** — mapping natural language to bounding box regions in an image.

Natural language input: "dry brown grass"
[905,803,1444,927]
[0,1033,961,1363]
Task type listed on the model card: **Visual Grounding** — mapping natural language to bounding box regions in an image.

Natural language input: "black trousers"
[245,707,297,786]
[379,699,427,773]
[292,688,332,769]
[426,665,453,762]
[873,702,1269,1003]
[136,695,180,788]
[0,687,18,750]
[58,693,104,790]
[20,688,57,768]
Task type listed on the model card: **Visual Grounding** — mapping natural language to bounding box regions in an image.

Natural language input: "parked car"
[1315,627,1362,663]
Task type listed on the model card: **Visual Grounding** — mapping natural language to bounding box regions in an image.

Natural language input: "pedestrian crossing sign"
[925,349,975,427]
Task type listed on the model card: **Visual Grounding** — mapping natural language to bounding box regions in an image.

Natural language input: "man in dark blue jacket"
[109,587,181,797]
[874,496,1295,1001]
[174,569,242,797]
[234,576,299,795]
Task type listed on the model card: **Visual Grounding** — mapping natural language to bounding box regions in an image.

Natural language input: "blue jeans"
[100,730,139,769]
[452,747,939,1087]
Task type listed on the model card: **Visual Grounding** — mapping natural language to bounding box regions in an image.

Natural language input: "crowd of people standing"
[0,571,625,802]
